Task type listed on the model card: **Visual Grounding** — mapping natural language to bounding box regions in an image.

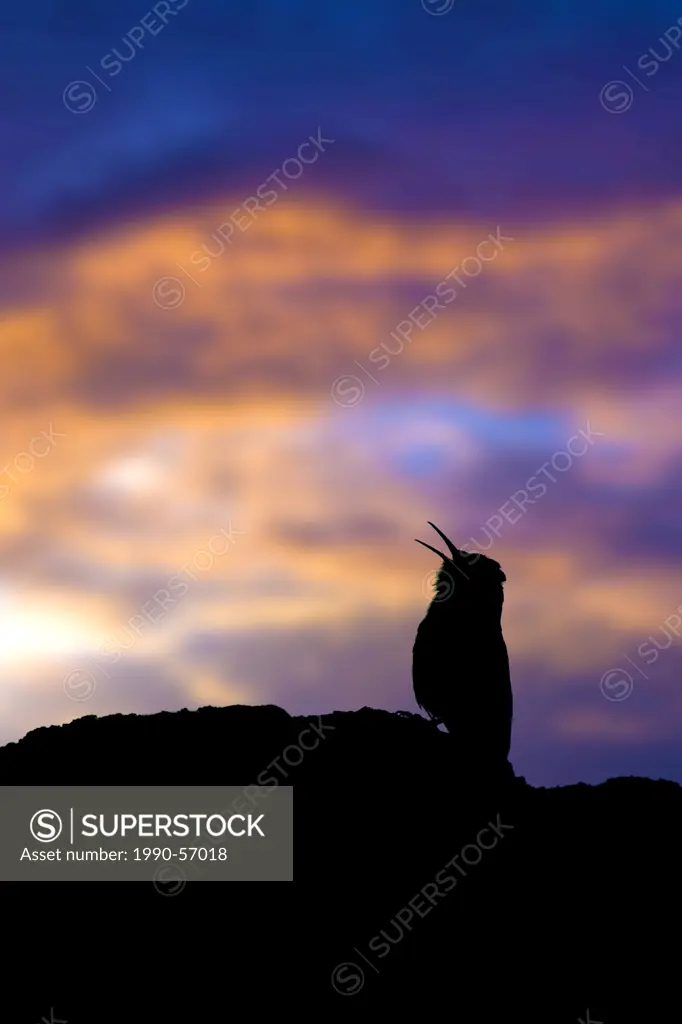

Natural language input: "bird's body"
[412,526,513,770]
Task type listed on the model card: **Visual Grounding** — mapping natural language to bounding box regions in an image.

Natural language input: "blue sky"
[1,0,682,786]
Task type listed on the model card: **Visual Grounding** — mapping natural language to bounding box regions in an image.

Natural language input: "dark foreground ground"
[1,704,679,1022]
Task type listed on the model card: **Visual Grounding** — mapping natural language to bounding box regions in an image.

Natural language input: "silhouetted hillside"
[3,705,679,1022]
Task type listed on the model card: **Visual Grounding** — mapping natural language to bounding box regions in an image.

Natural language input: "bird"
[412,522,513,771]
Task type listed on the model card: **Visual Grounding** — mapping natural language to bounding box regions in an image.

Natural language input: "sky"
[1,0,682,785]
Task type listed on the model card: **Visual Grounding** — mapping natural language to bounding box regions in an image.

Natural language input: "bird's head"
[416,521,506,609]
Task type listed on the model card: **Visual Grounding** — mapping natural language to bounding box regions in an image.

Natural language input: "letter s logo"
[30,809,63,842]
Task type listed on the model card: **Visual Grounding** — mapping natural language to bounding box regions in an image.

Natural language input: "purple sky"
[1,0,682,786]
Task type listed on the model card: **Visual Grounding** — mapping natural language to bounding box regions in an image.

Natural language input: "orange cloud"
[0,192,681,758]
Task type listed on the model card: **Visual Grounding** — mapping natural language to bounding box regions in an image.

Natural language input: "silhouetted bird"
[412,522,513,770]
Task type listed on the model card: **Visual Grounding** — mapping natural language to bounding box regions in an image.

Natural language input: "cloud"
[4,0,682,244]
[1,131,682,781]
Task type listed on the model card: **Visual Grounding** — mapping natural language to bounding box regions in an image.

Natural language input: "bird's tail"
[418,703,443,726]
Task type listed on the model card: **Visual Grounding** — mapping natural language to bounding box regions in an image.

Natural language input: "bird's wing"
[412,621,445,718]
